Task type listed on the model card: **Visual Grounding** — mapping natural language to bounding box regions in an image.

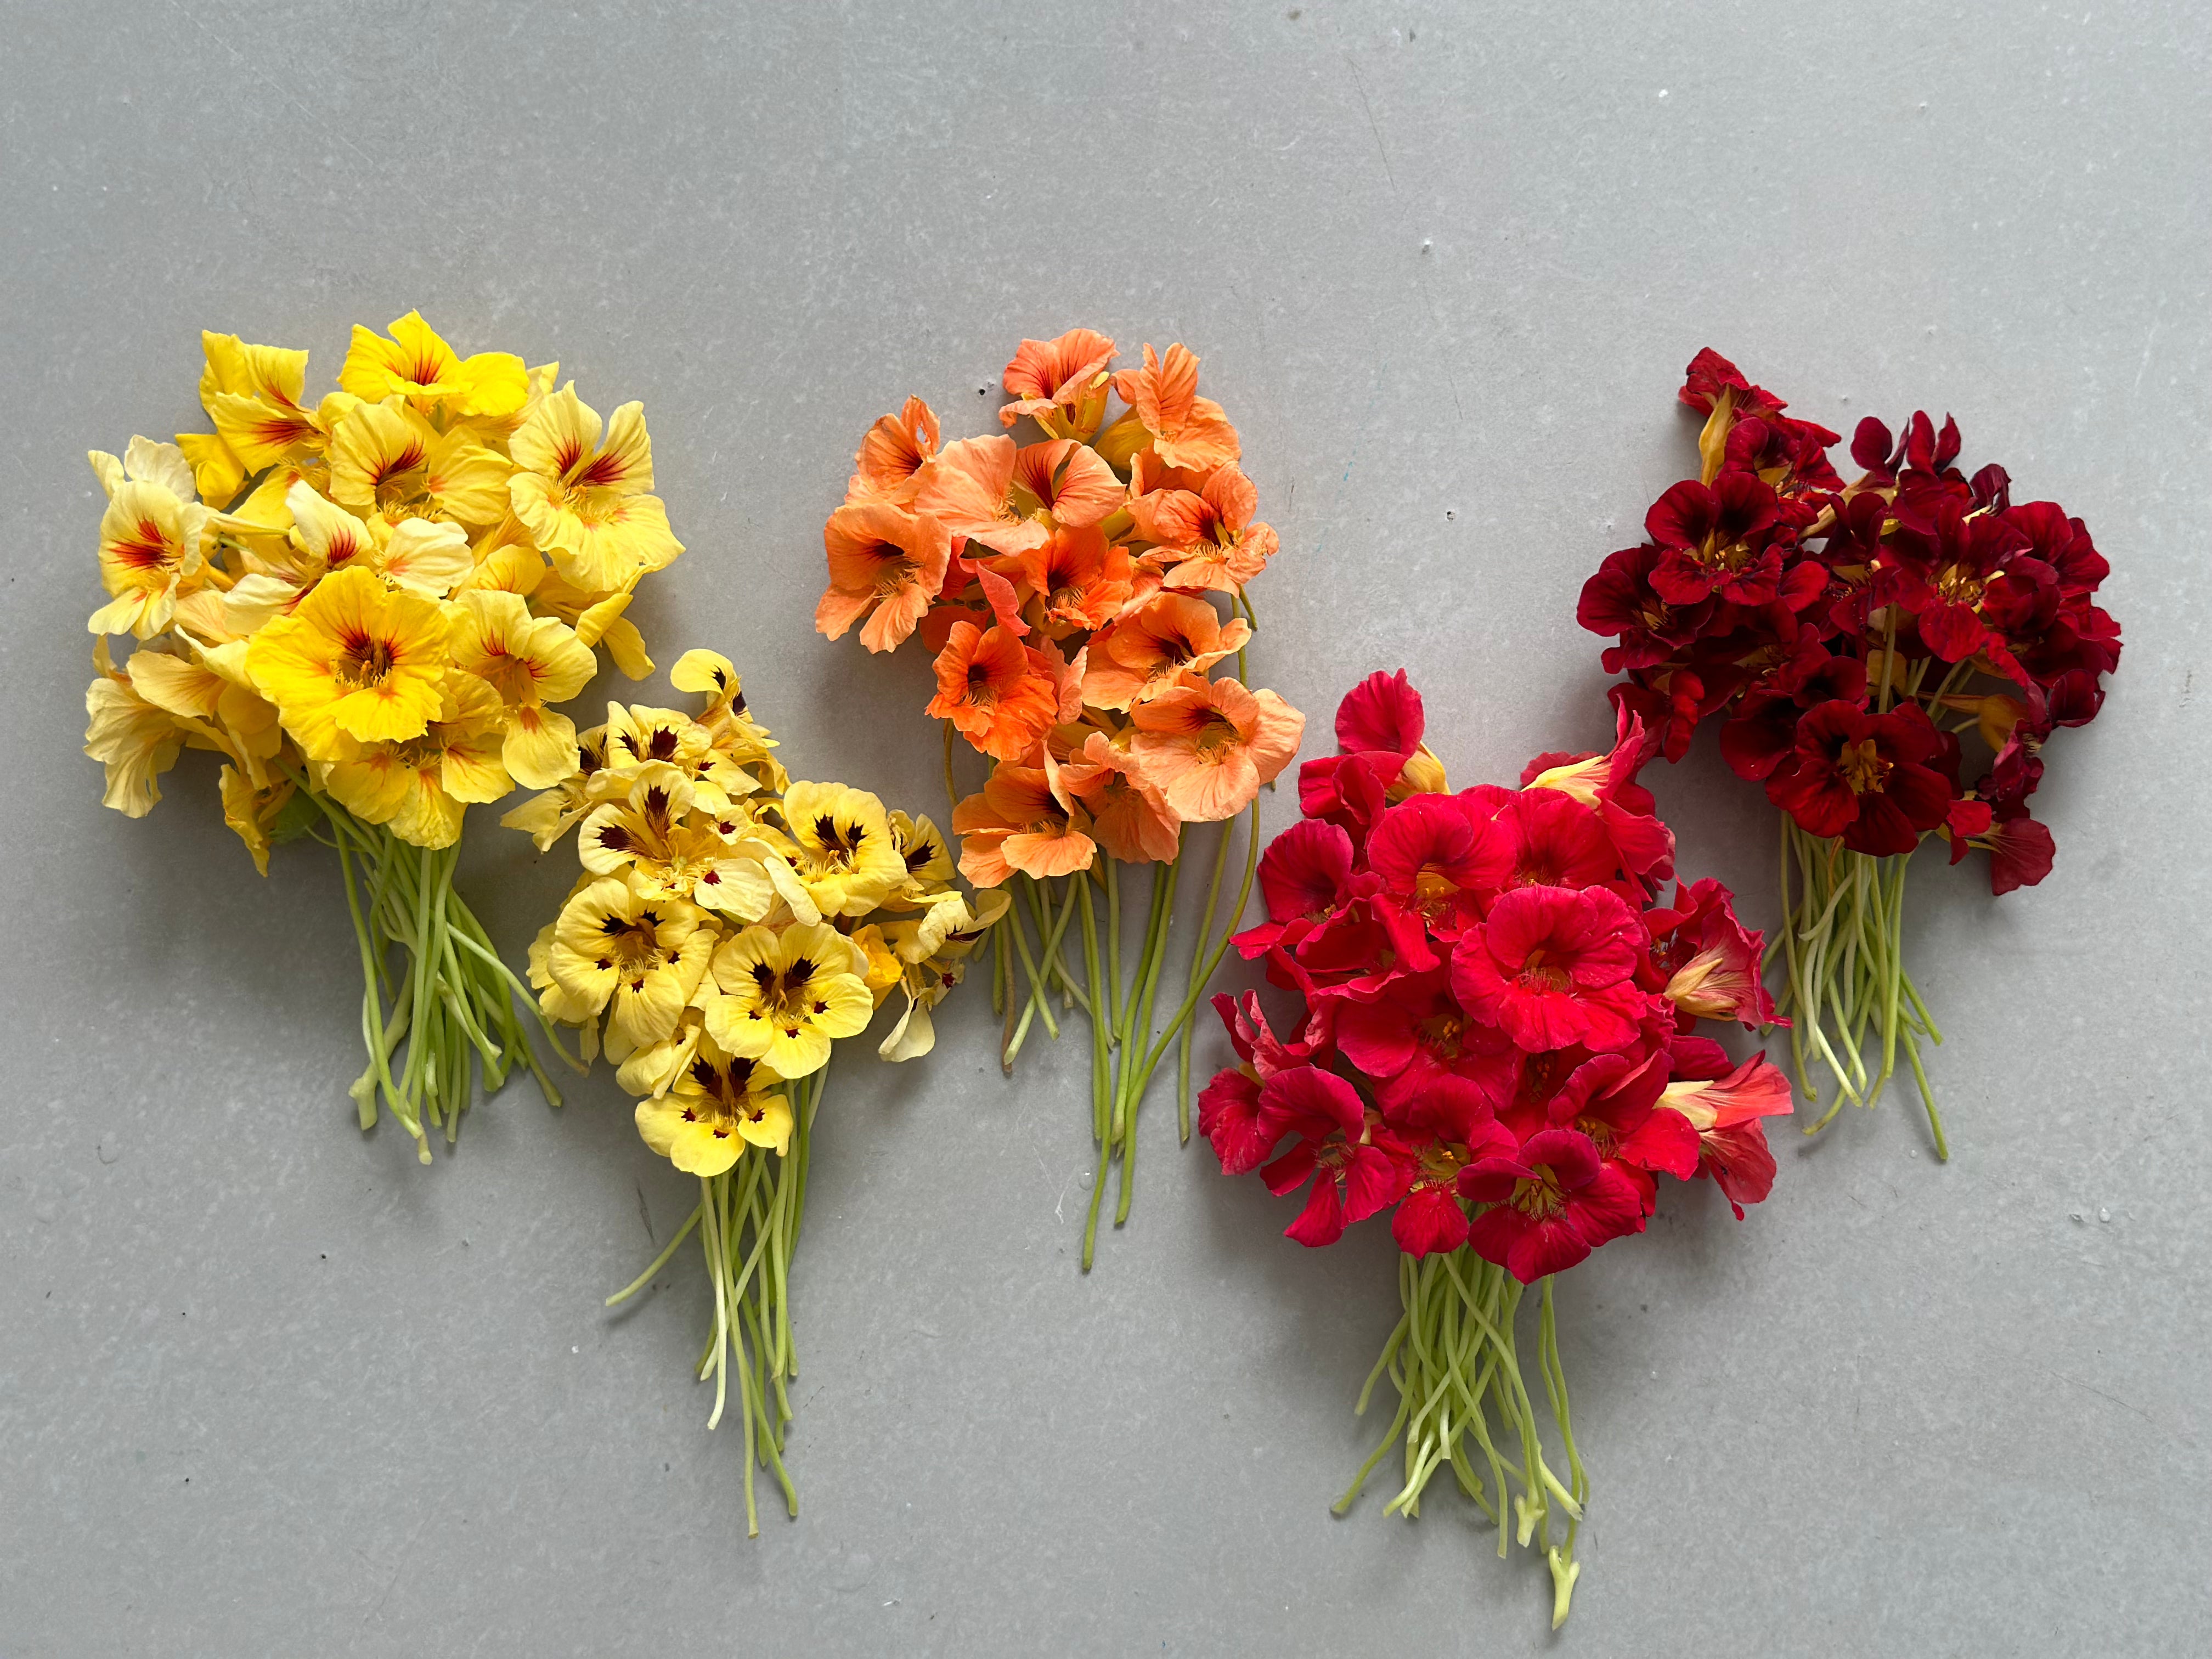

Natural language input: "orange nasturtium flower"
[1099,343,1241,473]
[1001,328,1117,435]
[1127,460,1279,594]
[849,396,941,505]
[1052,731,1181,865]
[951,763,1097,887]
[926,619,1063,761]
[1013,525,1136,636]
[916,435,1051,556]
[815,500,954,653]
[1082,592,1252,711]
[1129,674,1305,821]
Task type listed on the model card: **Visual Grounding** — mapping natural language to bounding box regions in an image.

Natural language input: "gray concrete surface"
[3,2,2207,1654]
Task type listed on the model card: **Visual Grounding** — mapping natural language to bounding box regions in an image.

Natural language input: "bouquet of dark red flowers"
[1199,671,1791,1627]
[1577,350,2121,1155]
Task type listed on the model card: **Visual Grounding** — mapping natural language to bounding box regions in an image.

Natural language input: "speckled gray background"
[3,3,2207,1655]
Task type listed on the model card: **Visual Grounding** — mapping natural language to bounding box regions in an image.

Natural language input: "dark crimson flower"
[1576,543,1714,673]
[1451,884,1657,1053]
[1459,1126,1646,1281]
[1978,802,2056,895]
[1764,701,1957,857]
[1898,501,2033,663]
[1678,348,1786,419]
[1719,644,1868,782]
[1722,411,1844,498]
[1645,473,1785,606]
[2002,500,2109,596]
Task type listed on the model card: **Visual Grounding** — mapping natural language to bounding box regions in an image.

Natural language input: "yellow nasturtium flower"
[547,873,716,1049]
[86,441,211,639]
[703,921,873,1079]
[507,384,682,592]
[321,673,513,850]
[340,309,528,420]
[773,781,906,918]
[245,566,450,759]
[83,639,184,817]
[635,1035,793,1176]
[444,588,596,788]
[326,397,512,529]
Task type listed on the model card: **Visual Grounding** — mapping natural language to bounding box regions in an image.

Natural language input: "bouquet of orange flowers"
[817,331,1305,1266]
[81,313,683,1159]
[507,651,998,1529]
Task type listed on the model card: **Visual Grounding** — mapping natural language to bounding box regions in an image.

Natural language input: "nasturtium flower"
[340,309,528,420]
[83,639,185,816]
[1449,884,1654,1054]
[849,396,941,504]
[774,781,906,918]
[326,398,511,529]
[1001,328,1116,434]
[245,566,451,759]
[321,673,513,850]
[885,809,955,901]
[916,435,1050,556]
[815,501,952,653]
[703,921,873,1079]
[635,1035,792,1175]
[87,442,212,639]
[507,383,682,592]
[1101,343,1240,473]
[1126,461,1277,594]
[1082,593,1251,710]
[925,620,1062,761]
[1128,675,1304,821]
[548,872,716,1049]
[445,589,596,787]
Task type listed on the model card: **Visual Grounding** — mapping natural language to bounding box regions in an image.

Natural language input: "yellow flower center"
[1838,737,1892,795]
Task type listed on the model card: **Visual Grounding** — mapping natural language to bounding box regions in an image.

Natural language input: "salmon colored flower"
[1127,461,1278,594]
[1051,731,1181,864]
[915,435,1049,556]
[848,396,940,505]
[1013,524,1135,635]
[1001,329,1116,434]
[1128,675,1303,821]
[1011,439,1124,529]
[926,619,1061,760]
[950,762,1097,887]
[815,501,953,653]
[1105,343,1240,473]
[1081,593,1251,710]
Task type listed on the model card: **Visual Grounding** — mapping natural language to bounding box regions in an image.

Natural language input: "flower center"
[1516,946,1571,994]
[1417,1011,1464,1059]
[1511,1165,1568,1219]
[336,631,397,689]
[1936,564,1985,605]
[869,544,916,595]
[1837,736,1892,795]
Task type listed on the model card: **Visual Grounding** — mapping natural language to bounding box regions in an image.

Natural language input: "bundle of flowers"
[1200,670,1791,1627]
[82,313,685,1159]
[1576,349,2122,1154]
[816,330,1305,1266]
[508,651,999,1531]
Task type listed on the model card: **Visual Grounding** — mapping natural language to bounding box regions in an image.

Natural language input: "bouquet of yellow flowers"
[81,312,685,1160]
[507,651,999,1531]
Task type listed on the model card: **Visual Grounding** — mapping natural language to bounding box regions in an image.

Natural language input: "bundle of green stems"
[1766,644,2006,1161]
[1336,1250,1588,1629]
[981,805,1260,1270]
[298,780,572,1161]
[606,1064,831,1537]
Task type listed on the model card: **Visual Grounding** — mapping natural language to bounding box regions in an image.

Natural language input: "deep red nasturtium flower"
[1573,346,2120,899]
[1764,701,1956,857]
